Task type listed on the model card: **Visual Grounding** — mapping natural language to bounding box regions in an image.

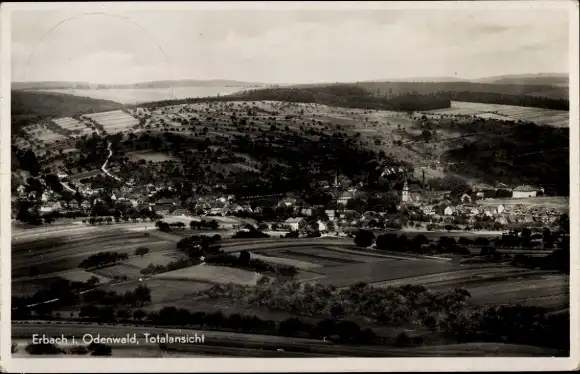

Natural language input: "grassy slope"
[11,90,125,132]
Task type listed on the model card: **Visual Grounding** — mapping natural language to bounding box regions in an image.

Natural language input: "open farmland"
[125,252,183,269]
[154,264,261,286]
[53,117,92,135]
[425,101,568,127]
[255,246,393,267]
[477,196,569,212]
[466,274,569,309]
[233,252,321,270]
[246,244,568,310]
[99,279,212,306]
[127,150,179,162]
[83,110,139,133]
[12,223,176,279]
[24,124,65,143]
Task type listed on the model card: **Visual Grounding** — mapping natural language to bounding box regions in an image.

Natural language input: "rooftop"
[513,185,538,192]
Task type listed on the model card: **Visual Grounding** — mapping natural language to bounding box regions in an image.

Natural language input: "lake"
[32,86,246,105]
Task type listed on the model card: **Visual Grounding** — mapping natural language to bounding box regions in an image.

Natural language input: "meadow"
[426,101,569,127]
[154,264,261,286]
[83,110,139,133]
[477,196,569,212]
[127,151,180,163]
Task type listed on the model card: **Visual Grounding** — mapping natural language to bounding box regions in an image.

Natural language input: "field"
[23,124,65,143]
[249,244,569,310]
[125,252,182,269]
[83,110,139,133]
[100,279,212,306]
[53,117,92,135]
[477,196,569,212]
[127,151,180,162]
[12,223,177,279]
[154,264,261,286]
[234,252,321,270]
[425,101,568,127]
[255,246,392,267]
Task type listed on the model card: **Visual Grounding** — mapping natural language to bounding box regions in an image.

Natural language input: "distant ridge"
[472,73,568,87]
[12,79,264,91]
[358,76,468,83]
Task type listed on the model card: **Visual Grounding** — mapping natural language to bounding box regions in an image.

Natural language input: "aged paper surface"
[0,1,578,372]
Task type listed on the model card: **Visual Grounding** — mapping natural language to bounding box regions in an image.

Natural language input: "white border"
[1,1,578,372]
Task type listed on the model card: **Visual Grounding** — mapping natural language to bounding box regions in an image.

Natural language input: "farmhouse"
[494,217,508,225]
[460,193,472,203]
[473,183,495,198]
[444,206,454,216]
[155,198,176,210]
[325,210,336,221]
[512,185,537,199]
[337,190,355,205]
[285,217,305,231]
[16,185,26,197]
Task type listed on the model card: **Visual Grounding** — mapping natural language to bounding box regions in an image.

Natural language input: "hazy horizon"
[11,8,570,85]
[11,71,571,86]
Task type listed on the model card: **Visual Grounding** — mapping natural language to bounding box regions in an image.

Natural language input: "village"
[13,166,566,241]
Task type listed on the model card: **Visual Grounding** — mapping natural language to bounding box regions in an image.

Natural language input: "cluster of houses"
[14,167,563,234]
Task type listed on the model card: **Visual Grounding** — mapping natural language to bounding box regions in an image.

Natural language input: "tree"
[88,343,112,356]
[557,213,569,233]
[208,219,219,230]
[133,285,152,306]
[29,266,40,278]
[421,129,432,143]
[354,229,375,248]
[133,309,146,320]
[135,247,150,258]
[326,220,336,232]
[25,343,64,355]
[330,303,345,319]
[278,317,305,337]
[86,276,100,287]
[239,250,251,265]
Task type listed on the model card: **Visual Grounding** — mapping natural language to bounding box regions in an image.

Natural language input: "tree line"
[79,251,129,270]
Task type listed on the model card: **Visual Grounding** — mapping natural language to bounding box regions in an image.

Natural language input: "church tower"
[401,181,410,203]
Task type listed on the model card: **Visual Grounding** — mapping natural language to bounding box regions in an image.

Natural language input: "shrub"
[354,229,375,247]
[25,343,64,355]
[68,345,89,355]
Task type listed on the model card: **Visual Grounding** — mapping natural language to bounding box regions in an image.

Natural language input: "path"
[91,125,124,183]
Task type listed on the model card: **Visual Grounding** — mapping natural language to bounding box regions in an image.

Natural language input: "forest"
[11,91,125,133]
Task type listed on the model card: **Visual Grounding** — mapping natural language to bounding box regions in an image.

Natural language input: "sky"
[10,6,571,84]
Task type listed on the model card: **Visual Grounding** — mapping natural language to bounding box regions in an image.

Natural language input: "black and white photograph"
[1,1,578,371]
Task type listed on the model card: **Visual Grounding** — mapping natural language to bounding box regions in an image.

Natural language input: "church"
[400,180,423,203]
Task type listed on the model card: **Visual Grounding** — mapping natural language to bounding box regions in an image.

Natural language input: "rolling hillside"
[473,73,569,87]
[11,90,126,132]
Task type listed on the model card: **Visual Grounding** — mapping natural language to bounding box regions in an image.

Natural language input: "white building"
[285,217,305,231]
[401,181,410,203]
[497,204,505,214]
[512,185,537,199]
[325,210,336,221]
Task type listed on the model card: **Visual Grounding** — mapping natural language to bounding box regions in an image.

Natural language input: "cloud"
[10,8,570,84]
